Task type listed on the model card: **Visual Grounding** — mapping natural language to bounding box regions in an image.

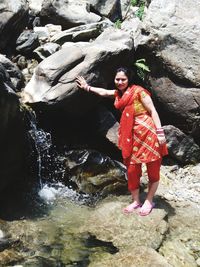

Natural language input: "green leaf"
[114,19,122,29]
[134,58,150,80]
[135,62,150,72]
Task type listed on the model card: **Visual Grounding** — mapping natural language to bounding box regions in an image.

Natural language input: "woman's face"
[114,71,129,91]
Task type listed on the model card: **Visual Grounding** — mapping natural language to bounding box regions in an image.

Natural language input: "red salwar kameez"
[114,85,168,191]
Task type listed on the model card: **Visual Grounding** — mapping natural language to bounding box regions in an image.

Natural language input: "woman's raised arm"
[76,76,115,98]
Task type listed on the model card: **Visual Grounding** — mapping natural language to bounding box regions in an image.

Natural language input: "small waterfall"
[24,107,66,190]
[29,124,52,187]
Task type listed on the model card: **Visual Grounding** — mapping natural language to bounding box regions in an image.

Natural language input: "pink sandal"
[139,202,155,216]
[123,202,142,214]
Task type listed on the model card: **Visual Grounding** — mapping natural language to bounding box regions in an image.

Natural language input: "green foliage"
[114,19,122,29]
[130,0,138,6]
[130,0,146,20]
[135,2,145,20]
[134,58,150,80]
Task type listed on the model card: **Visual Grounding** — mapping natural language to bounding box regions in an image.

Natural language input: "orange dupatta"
[114,85,137,159]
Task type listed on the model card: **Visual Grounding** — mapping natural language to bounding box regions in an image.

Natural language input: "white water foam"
[38,183,90,204]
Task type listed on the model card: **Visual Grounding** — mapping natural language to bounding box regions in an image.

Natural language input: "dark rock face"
[0,65,33,191]
[0,54,24,91]
[0,0,29,53]
[164,125,200,164]
[149,77,200,142]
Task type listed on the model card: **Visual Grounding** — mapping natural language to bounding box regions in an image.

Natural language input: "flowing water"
[0,114,118,266]
[6,185,118,266]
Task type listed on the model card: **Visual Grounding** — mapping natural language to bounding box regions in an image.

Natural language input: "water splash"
[39,182,91,205]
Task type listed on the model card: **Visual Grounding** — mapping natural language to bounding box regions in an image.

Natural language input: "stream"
[3,185,118,266]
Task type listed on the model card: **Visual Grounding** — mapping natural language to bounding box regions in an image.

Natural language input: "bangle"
[85,85,91,92]
[156,127,164,134]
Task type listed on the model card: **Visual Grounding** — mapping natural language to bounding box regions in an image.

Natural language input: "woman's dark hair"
[114,67,132,86]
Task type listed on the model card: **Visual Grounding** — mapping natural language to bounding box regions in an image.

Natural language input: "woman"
[76,67,168,216]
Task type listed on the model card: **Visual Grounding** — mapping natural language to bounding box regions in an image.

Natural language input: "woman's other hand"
[156,128,166,145]
[157,135,166,145]
[76,76,90,91]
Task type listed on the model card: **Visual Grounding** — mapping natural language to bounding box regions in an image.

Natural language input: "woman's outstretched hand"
[76,76,89,91]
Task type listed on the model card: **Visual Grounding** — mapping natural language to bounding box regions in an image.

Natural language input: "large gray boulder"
[40,0,101,29]
[23,28,134,114]
[0,0,29,52]
[139,0,200,86]
[133,0,200,142]
[22,28,134,146]
[150,77,200,139]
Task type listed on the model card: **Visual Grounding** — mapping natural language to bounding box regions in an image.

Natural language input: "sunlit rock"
[40,0,101,29]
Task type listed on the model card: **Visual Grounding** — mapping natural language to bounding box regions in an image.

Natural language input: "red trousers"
[127,159,162,191]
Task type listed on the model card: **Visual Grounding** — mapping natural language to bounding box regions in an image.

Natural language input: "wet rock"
[89,246,172,267]
[64,150,127,196]
[0,64,34,192]
[0,239,20,252]
[0,249,23,266]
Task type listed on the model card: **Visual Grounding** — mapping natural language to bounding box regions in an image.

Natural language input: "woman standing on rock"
[76,67,168,216]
